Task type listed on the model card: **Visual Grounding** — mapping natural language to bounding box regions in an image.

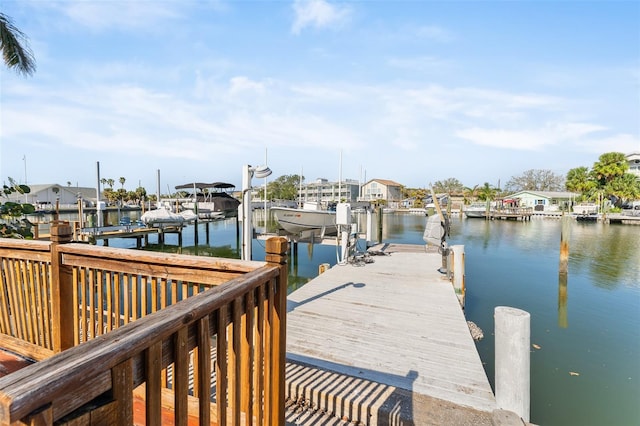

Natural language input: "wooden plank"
[0,335,53,362]
[112,359,133,425]
[174,328,189,425]
[59,243,261,273]
[216,305,228,426]
[264,280,274,424]
[231,298,241,426]
[197,317,211,425]
[0,262,11,336]
[145,341,163,425]
[254,285,265,426]
[241,292,253,423]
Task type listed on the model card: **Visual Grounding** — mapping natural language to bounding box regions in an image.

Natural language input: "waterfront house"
[506,190,579,212]
[360,179,403,207]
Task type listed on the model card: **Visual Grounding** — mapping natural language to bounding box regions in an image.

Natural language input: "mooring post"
[365,208,373,247]
[377,206,383,243]
[559,214,570,274]
[450,245,465,307]
[495,306,530,422]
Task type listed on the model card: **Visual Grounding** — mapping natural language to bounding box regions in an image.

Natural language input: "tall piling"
[559,214,571,274]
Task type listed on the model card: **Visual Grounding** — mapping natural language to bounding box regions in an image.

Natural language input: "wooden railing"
[0,222,288,425]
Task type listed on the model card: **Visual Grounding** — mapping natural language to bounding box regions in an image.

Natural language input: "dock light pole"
[242,164,272,261]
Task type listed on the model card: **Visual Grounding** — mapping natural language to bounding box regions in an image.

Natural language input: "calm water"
[97,211,639,425]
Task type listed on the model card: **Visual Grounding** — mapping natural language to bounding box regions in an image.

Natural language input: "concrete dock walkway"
[285,244,497,424]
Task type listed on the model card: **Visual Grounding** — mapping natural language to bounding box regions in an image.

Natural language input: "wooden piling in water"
[558,273,568,328]
[559,214,570,274]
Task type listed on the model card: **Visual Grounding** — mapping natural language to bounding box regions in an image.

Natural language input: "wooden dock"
[285,243,497,425]
[489,208,533,221]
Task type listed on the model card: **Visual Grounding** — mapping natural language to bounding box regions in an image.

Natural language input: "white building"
[4,183,98,208]
[297,178,360,205]
[627,152,640,178]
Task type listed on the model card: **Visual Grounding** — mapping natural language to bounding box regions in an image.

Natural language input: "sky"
[1,0,639,194]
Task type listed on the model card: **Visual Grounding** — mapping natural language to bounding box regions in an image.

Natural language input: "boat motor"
[423,213,451,273]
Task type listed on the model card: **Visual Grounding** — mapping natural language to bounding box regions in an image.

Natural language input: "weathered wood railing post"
[50,221,75,352]
[265,236,288,426]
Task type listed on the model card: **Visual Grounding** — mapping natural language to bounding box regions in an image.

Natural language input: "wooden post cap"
[50,221,73,243]
[265,237,289,255]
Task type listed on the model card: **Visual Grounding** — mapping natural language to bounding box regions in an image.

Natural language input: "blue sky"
[1,0,638,193]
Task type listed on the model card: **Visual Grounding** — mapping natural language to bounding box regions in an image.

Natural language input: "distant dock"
[285,243,499,425]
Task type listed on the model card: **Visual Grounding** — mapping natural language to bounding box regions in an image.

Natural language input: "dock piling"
[495,306,530,422]
[559,214,571,274]
[450,245,465,307]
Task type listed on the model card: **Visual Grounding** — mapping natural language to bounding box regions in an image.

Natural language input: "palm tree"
[476,182,497,201]
[0,12,36,76]
[463,185,479,205]
[119,177,126,189]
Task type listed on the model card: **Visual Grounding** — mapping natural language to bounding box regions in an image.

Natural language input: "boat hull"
[271,207,337,235]
[464,210,487,218]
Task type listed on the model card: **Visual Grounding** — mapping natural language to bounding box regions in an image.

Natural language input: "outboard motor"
[423,213,451,273]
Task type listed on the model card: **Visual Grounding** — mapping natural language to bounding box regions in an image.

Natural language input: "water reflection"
[558,273,568,328]
[569,223,640,289]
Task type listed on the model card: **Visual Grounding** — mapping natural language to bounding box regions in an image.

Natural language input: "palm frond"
[0,12,36,76]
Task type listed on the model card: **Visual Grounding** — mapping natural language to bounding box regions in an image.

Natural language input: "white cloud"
[292,0,351,34]
[455,122,609,151]
[577,133,640,154]
[229,76,266,95]
[50,1,184,32]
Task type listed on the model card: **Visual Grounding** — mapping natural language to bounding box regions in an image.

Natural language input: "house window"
[535,199,546,205]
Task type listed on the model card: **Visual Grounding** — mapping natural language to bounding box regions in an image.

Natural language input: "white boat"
[464,202,490,218]
[140,208,197,228]
[271,202,337,235]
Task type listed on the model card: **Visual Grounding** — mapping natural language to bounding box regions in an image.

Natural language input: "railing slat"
[145,341,163,425]
[264,280,274,425]
[72,268,80,346]
[112,359,134,425]
[25,261,37,345]
[254,284,265,426]
[243,290,255,424]
[197,316,211,425]
[97,269,104,337]
[0,259,13,336]
[216,305,228,426]
[174,327,189,426]
[232,297,241,426]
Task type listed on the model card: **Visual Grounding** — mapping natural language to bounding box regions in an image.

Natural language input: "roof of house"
[11,184,99,201]
[364,179,403,187]
[508,190,578,199]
